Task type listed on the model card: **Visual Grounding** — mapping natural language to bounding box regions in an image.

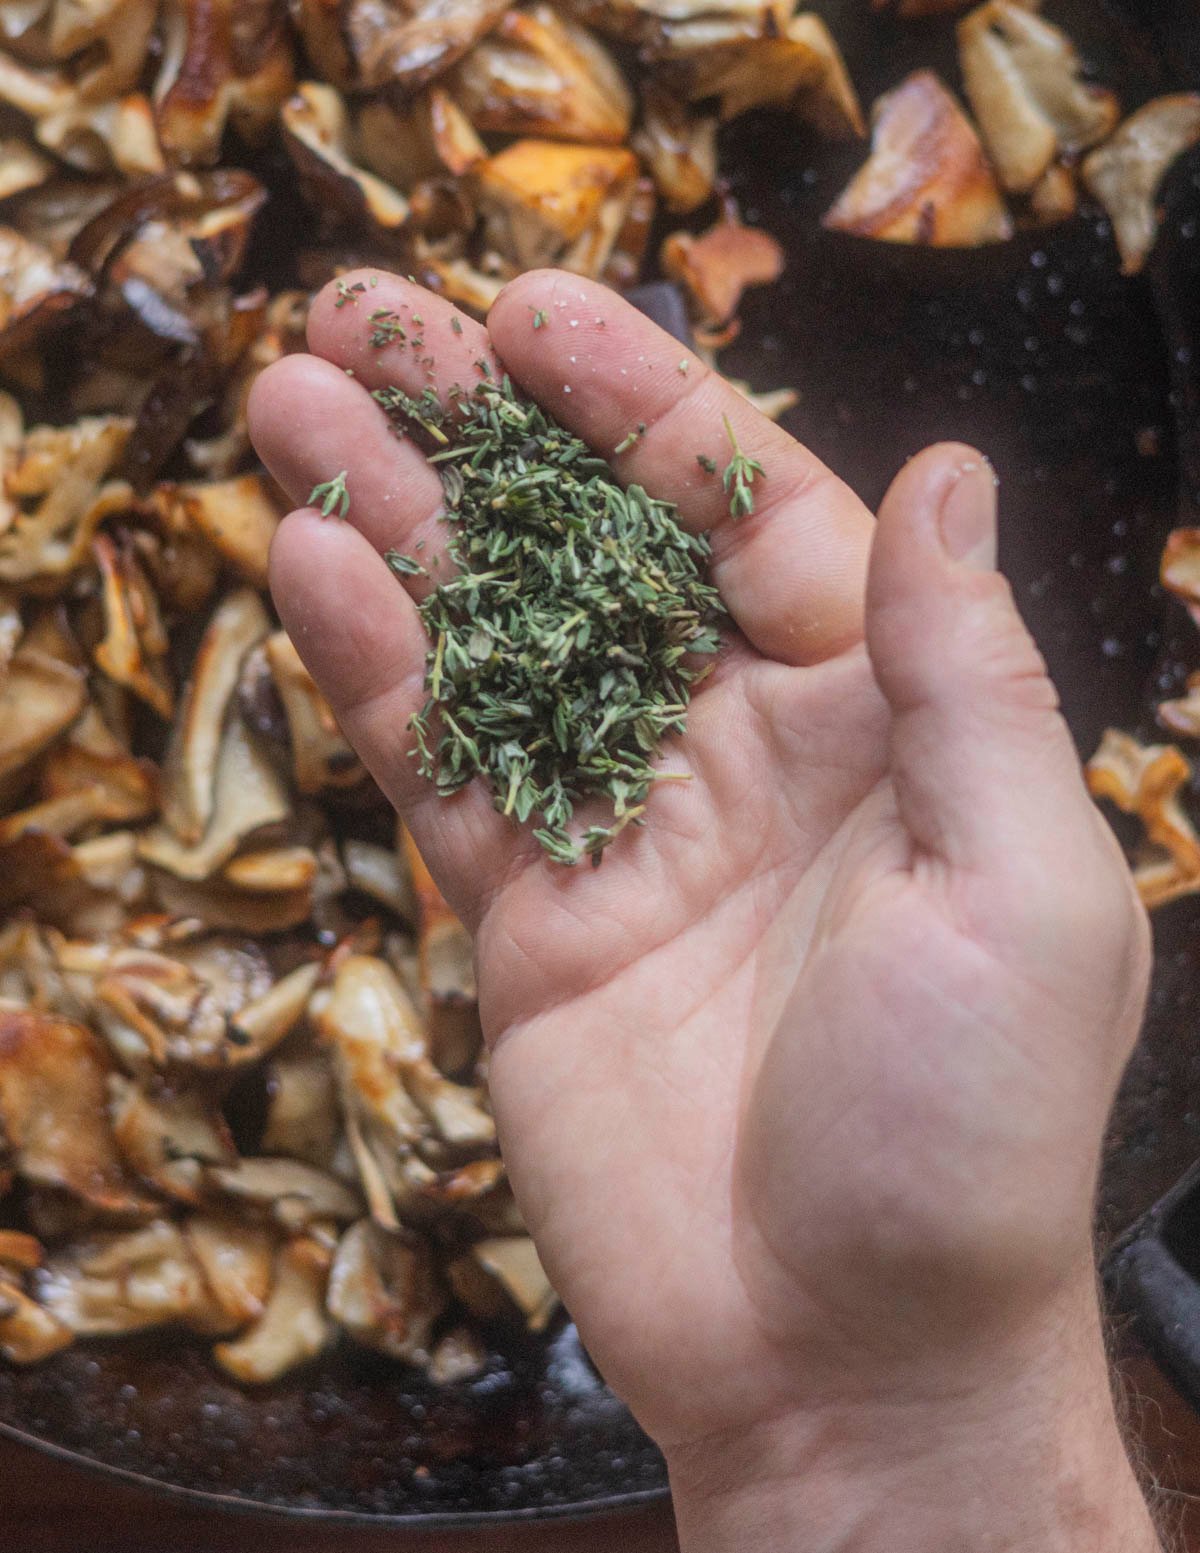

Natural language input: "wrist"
[665,1279,1161,1553]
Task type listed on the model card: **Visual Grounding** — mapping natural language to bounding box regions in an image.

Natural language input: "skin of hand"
[249,268,1159,1551]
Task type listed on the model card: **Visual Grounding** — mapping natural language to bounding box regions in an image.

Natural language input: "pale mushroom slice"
[356,86,486,193]
[36,1220,209,1337]
[139,712,291,881]
[264,631,364,794]
[662,205,785,332]
[0,224,91,359]
[451,6,632,145]
[0,1269,73,1362]
[1082,95,1200,276]
[0,138,53,201]
[0,648,85,783]
[206,1157,363,1231]
[326,1218,446,1362]
[213,1234,334,1383]
[0,413,133,585]
[400,829,479,1075]
[958,0,1119,195]
[92,532,174,719]
[410,247,506,315]
[153,873,317,934]
[427,1324,487,1383]
[154,475,282,590]
[108,1073,236,1203]
[183,1216,276,1334]
[633,86,716,214]
[342,0,511,93]
[154,0,296,167]
[448,1236,558,1332]
[1086,729,1200,907]
[282,82,411,233]
[262,1053,340,1166]
[343,839,417,920]
[824,70,1013,246]
[0,1007,153,1216]
[7,0,158,101]
[1161,526,1200,629]
[36,92,165,178]
[160,588,271,844]
[564,0,788,53]
[475,140,639,271]
[1159,673,1200,741]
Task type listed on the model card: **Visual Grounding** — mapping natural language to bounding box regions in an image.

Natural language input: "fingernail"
[939,459,998,570]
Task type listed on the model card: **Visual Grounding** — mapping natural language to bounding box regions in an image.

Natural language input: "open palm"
[249,268,1149,1465]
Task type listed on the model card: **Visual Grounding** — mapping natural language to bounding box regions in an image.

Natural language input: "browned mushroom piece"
[36,93,165,178]
[342,839,417,919]
[451,6,631,144]
[206,1156,363,1230]
[824,70,1013,246]
[153,0,296,168]
[0,138,53,202]
[326,1218,446,1361]
[400,828,479,1074]
[182,1215,276,1334]
[1161,525,1200,629]
[426,1322,487,1383]
[213,1234,334,1382]
[262,1053,341,1166]
[1159,673,1200,741]
[153,474,283,587]
[475,139,639,272]
[36,1220,210,1336]
[564,0,789,53]
[0,648,85,783]
[92,531,175,719]
[343,0,511,93]
[958,0,1119,197]
[282,82,411,233]
[447,1235,558,1332]
[0,413,133,586]
[264,630,364,794]
[633,85,717,214]
[0,225,91,359]
[356,84,485,195]
[0,1007,154,1217]
[3,0,158,102]
[661,205,784,332]
[1086,729,1200,908]
[410,246,506,313]
[108,1073,236,1203]
[0,1268,73,1363]
[1082,94,1200,276]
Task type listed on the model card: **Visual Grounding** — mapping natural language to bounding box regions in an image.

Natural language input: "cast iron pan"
[4,0,1200,1526]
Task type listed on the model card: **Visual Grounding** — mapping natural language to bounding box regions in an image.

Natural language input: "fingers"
[488,270,875,666]
[865,444,1098,876]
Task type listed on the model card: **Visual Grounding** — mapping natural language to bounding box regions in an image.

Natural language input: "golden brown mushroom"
[282,82,411,233]
[633,86,717,214]
[0,225,91,359]
[0,138,53,202]
[448,1235,558,1332]
[475,139,639,272]
[1087,729,1200,908]
[661,205,784,332]
[0,648,85,783]
[326,1218,445,1361]
[37,1220,209,1336]
[264,630,364,794]
[342,0,511,93]
[213,1234,334,1381]
[1082,94,1200,276]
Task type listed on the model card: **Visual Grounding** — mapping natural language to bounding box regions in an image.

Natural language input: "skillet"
[2,0,1200,1524]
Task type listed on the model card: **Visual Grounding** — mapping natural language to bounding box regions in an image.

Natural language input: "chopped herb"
[335,279,366,307]
[678,360,690,375]
[532,308,548,330]
[412,313,424,325]
[372,375,724,865]
[614,422,647,455]
[309,470,350,519]
[368,308,407,348]
[369,275,379,287]
[386,550,427,577]
[721,416,764,520]
[450,316,463,334]
[696,454,717,474]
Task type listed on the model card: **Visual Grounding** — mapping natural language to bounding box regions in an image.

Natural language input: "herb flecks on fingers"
[374,375,725,866]
[309,470,350,519]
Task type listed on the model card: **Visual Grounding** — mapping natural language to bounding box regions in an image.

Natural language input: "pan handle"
[1108,1233,1200,1409]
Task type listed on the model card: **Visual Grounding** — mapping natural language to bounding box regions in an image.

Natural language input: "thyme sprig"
[721,416,764,520]
[309,470,350,519]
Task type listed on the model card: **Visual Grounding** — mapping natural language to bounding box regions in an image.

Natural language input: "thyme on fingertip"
[309,470,350,519]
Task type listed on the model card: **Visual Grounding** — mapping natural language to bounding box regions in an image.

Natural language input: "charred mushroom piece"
[1082,94,1200,276]
[326,1218,445,1361]
[282,82,411,233]
[824,70,1013,246]
[958,0,1119,196]
[37,1220,209,1336]
[0,1007,152,1216]
[343,0,511,93]
[265,630,364,794]
[451,7,632,145]
[448,1235,557,1331]
[0,225,90,359]
[213,1234,334,1382]
[207,1156,362,1229]
[108,1073,236,1202]
[475,139,639,272]
[633,86,716,214]
[661,205,784,332]
[1087,729,1200,907]
[161,588,271,843]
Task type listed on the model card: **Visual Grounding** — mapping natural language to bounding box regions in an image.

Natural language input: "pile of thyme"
[376,376,725,865]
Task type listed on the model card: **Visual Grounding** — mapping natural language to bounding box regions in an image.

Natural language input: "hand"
[250,269,1157,1550]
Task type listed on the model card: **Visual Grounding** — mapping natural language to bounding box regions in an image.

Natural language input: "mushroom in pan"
[0,225,91,359]
[400,828,479,1074]
[205,1155,363,1230]
[824,70,1013,246]
[155,477,283,588]
[2,0,158,103]
[0,1231,72,1363]
[92,531,175,719]
[35,93,165,178]
[213,1233,334,1382]
[183,1215,276,1333]
[474,139,639,273]
[957,0,1119,196]
[661,204,784,336]
[282,82,411,233]
[264,630,364,794]
[36,1219,209,1336]
[1086,729,1200,908]
[108,1073,236,1203]
[261,1053,341,1166]
[326,1218,446,1361]
[1159,674,1200,742]
[0,648,85,785]
[341,0,511,93]
[448,1235,558,1332]
[1082,94,1200,275]
[355,85,486,192]
[633,86,717,214]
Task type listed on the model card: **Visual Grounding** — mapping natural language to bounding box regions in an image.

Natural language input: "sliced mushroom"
[1087,729,1200,907]
[475,139,639,272]
[1082,94,1200,276]
[1159,673,1200,741]
[154,872,317,933]
[0,224,91,359]
[108,1073,236,1202]
[206,1156,363,1229]
[327,1218,445,1361]
[0,1230,43,1271]
[92,531,174,718]
[564,0,790,54]
[958,0,1119,196]
[400,828,478,1074]
[161,589,271,843]
[0,648,85,782]
[662,205,784,335]
[264,630,364,794]
[343,839,416,919]
[37,1219,209,1336]
[411,246,506,314]
[262,1052,340,1166]
[183,1215,276,1333]
[426,1323,487,1383]
[452,7,632,145]
[7,0,158,102]
[282,82,411,233]
[343,0,511,93]
[633,86,716,214]
[37,92,165,179]
[824,70,1013,246]
[0,138,53,202]
[0,1269,73,1362]
[448,1236,558,1332]
[0,1007,152,1215]
[212,1234,333,1382]
[356,86,486,195]
[226,961,321,1063]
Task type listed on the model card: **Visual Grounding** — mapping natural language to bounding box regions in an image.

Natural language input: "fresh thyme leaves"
[697,454,717,474]
[614,423,647,455]
[335,280,366,307]
[309,470,350,519]
[721,415,764,520]
[531,308,549,330]
[374,375,725,865]
[369,308,407,347]
[386,550,427,577]
[450,316,463,334]
[678,360,690,375]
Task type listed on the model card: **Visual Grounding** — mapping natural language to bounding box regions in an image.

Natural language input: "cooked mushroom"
[0,1268,73,1363]
[958,0,1119,196]
[426,1322,487,1383]
[5,0,158,102]
[155,476,282,589]
[207,1155,361,1230]
[213,1234,334,1382]
[662,204,784,333]
[824,70,1013,246]
[326,1218,445,1361]
[0,225,91,359]
[264,630,364,794]
[108,1073,236,1202]
[1159,674,1200,741]
[400,829,479,1074]
[0,1007,152,1215]
[183,1214,276,1333]
[633,86,716,214]
[92,531,174,718]
[0,648,85,782]
[1087,729,1200,907]
[451,6,631,144]
[262,1053,340,1166]
[1082,94,1200,275]
[0,138,53,202]
[282,82,411,233]
[448,1235,557,1332]
[1161,526,1200,629]
[356,85,486,193]
[37,1219,209,1336]
[37,92,165,179]
[343,0,511,93]
[475,139,639,271]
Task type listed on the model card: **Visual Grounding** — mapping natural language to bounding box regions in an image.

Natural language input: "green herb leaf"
[309,470,350,520]
[721,416,764,520]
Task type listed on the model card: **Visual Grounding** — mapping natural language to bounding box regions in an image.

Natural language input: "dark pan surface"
[4,0,1200,1523]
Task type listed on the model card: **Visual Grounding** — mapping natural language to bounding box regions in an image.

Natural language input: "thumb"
[866,443,1093,875]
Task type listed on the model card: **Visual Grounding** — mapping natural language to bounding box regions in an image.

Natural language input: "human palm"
[250,268,1149,1461]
